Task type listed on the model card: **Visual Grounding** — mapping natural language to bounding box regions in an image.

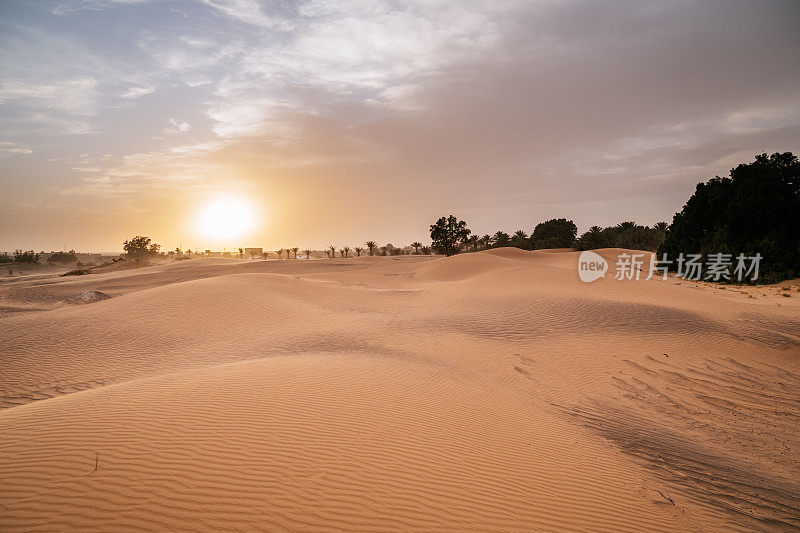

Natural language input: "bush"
[13,250,39,263]
[48,250,78,264]
[61,268,92,276]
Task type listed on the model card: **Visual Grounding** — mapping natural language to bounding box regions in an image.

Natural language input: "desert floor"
[1,248,798,532]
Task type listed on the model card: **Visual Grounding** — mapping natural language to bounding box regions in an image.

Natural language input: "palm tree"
[478,235,492,250]
[328,244,336,258]
[576,226,606,250]
[303,249,312,259]
[354,247,363,256]
[465,235,478,252]
[291,247,299,259]
[411,241,422,254]
[365,241,377,256]
[341,246,350,258]
[652,222,668,233]
[275,249,284,259]
[511,230,528,249]
[420,245,431,255]
[492,231,511,248]
[261,251,268,259]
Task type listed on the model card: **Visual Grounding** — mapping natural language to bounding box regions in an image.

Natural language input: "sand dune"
[1,250,798,531]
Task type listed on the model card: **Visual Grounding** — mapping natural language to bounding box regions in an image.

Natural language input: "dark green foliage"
[48,250,78,264]
[430,215,471,256]
[659,152,800,283]
[123,236,160,261]
[491,231,511,248]
[511,231,528,249]
[530,218,577,249]
[575,226,605,250]
[575,222,666,252]
[13,250,39,263]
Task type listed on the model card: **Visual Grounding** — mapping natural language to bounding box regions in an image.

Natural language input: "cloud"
[60,141,230,197]
[119,86,155,99]
[197,0,292,29]
[0,78,99,115]
[0,142,34,158]
[52,0,151,16]
[163,118,192,134]
[22,113,96,135]
[137,34,245,72]
[199,1,508,140]
[237,1,500,94]
[207,97,302,139]
[168,141,225,155]
[184,78,213,87]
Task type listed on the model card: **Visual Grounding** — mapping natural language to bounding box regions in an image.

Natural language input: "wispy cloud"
[163,118,192,134]
[60,140,230,197]
[137,34,245,72]
[0,78,99,115]
[197,0,290,29]
[119,86,155,99]
[22,113,97,135]
[0,141,34,158]
[52,0,151,16]
[207,97,302,139]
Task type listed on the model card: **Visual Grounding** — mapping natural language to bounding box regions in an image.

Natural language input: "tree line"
[0,250,41,264]
[428,216,668,256]
[267,242,434,259]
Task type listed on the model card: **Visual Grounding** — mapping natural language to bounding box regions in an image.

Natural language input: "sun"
[195,196,257,242]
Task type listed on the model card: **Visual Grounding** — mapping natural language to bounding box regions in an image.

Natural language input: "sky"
[1,0,799,252]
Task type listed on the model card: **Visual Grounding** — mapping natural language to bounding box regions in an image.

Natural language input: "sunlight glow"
[195,196,257,242]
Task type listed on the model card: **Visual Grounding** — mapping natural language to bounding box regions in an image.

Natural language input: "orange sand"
[1,249,798,531]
